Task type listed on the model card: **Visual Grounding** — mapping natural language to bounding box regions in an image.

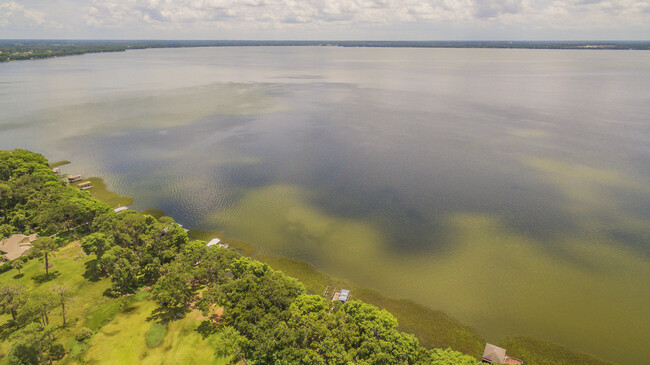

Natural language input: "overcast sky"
[1,0,648,40]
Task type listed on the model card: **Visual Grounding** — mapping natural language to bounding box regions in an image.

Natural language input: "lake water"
[1,47,648,364]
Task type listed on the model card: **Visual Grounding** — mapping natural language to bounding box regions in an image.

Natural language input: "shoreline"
[2,39,649,63]
[72,167,611,364]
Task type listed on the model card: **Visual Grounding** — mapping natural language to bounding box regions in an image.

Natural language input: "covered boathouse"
[482,343,523,364]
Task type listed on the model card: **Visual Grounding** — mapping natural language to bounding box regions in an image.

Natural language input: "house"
[338,289,350,302]
[482,343,523,364]
[67,174,82,183]
[113,206,129,213]
[0,234,39,261]
[207,238,229,249]
[78,181,93,190]
[207,238,221,246]
[52,167,60,175]
[332,289,351,303]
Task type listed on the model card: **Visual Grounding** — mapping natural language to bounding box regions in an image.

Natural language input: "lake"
[1,47,648,364]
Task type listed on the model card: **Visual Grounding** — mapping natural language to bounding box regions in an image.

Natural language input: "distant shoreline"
[1,39,649,62]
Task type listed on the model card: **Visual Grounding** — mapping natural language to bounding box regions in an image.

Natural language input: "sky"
[0,0,648,40]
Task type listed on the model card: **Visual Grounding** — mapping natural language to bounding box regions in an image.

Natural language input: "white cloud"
[0,1,61,28]
[1,0,648,39]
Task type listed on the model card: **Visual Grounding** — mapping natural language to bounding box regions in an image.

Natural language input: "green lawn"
[82,300,228,365]
[0,242,229,365]
[0,241,111,363]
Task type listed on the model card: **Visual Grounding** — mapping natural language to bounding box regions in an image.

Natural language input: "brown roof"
[0,234,39,261]
[483,343,507,363]
[78,181,93,186]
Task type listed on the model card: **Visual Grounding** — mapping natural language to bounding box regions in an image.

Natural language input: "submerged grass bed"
[259,255,486,358]
[72,177,134,208]
[49,160,71,168]
[499,336,611,365]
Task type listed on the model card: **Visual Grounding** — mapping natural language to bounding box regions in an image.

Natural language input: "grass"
[0,241,111,362]
[84,296,136,331]
[499,336,612,365]
[82,300,228,365]
[145,323,167,348]
[71,177,134,208]
[49,160,71,168]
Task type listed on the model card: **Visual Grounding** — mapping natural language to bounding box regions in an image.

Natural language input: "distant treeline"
[1,39,648,62]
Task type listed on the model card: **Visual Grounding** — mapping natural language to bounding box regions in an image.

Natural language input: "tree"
[151,268,196,322]
[110,257,139,295]
[51,284,73,326]
[7,342,40,365]
[214,326,249,364]
[19,290,57,328]
[31,237,57,276]
[11,259,24,274]
[428,348,477,365]
[9,322,54,365]
[0,283,26,323]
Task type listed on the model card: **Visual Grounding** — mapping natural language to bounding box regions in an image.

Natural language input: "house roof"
[339,289,350,302]
[207,238,221,246]
[483,344,507,363]
[113,206,129,213]
[0,234,39,261]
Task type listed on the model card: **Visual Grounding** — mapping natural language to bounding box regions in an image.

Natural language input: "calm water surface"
[1,47,649,364]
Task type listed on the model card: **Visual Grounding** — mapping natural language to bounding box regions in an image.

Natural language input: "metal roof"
[207,238,221,246]
[482,343,506,363]
[339,289,350,302]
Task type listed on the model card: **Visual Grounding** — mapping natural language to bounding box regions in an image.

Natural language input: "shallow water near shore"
[1,47,649,363]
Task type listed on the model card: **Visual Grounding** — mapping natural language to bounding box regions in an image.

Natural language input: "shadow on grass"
[0,322,17,341]
[12,273,24,279]
[196,320,220,339]
[83,259,104,282]
[31,270,61,284]
[146,306,188,324]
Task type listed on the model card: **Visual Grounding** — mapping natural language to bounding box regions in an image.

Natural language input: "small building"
[338,289,350,303]
[67,174,82,183]
[482,344,523,364]
[52,167,60,175]
[0,234,39,261]
[78,181,93,190]
[207,238,229,249]
[113,206,129,213]
[177,224,189,233]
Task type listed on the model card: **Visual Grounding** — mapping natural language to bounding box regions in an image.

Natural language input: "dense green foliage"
[0,149,109,237]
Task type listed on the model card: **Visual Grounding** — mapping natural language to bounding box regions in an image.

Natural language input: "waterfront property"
[0,233,39,261]
[67,174,82,183]
[113,206,129,213]
[52,167,60,175]
[331,288,351,303]
[207,238,229,248]
[482,343,523,364]
[78,181,94,190]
